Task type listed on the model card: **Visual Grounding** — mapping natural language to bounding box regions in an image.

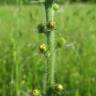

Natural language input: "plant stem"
[13,1,20,95]
[45,0,55,86]
[11,35,20,96]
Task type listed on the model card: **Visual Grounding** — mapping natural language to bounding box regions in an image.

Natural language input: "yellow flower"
[39,43,47,53]
[32,89,41,96]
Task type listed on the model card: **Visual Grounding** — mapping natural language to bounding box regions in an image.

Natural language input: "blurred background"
[0,0,96,96]
[0,0,96,4]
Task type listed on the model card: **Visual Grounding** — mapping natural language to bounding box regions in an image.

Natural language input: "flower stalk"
[45,0,56,89]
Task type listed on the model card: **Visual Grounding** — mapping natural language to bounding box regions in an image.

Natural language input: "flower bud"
[39,43,47,53]
[47,21,56,31]
[54,84,64,92]
[57,37,66,48]
[53,3,60,11]
[37,24,46,33]
[32,89,41,96]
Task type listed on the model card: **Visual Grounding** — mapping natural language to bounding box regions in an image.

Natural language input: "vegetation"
[0,3,96,96]
[1,0,96,4]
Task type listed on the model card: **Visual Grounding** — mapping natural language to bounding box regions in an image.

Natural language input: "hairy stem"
[45,0,55,87]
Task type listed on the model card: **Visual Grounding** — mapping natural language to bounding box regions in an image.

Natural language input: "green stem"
[13,1,20,95]
[11,35,20,96]
[45,0,55,86]
[43,1,55,95]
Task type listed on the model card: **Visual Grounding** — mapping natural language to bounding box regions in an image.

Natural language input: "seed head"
[32,89,41,96]
[39,43,47,53]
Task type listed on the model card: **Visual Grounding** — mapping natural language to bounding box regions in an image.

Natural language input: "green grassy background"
[0,4,96,96]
